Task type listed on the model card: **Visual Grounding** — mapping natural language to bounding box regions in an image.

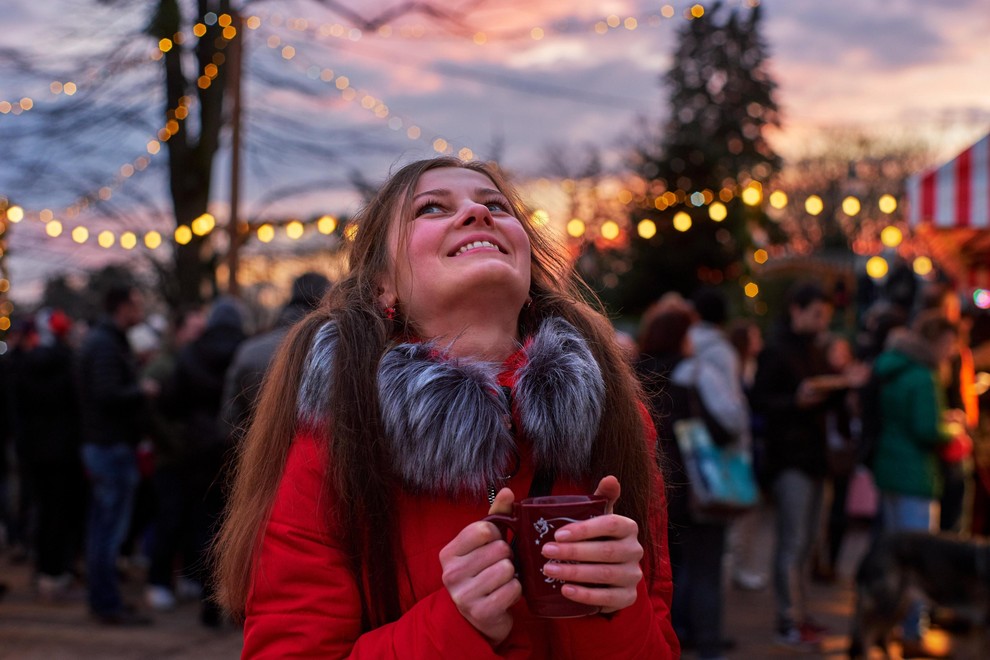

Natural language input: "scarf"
[297,317,605,498]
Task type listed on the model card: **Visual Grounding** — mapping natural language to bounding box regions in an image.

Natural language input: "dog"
[848,531,990,658]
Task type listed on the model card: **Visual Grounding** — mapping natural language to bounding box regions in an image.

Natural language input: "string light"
[264,33,475,158]
[247,1,712,47]
[636,219,656,239]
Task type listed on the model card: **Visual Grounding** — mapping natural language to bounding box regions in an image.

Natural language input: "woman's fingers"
[593,475,621,514]
[557,583,638,612]
[488,487,515,516]
[541,556,643,587]
[552,513,639,545]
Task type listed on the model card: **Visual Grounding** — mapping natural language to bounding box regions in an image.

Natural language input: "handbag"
[845,465,879,519]
[673,368,759,519]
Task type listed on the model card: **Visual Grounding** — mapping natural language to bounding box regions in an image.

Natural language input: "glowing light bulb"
[637,219,656,239]
[866,256,889,279]
[805,195,824,216]
[842,196,861,216]
[879,194,898,214]
[880,226,903,248]
[317,215,337,234]
[708,202,727,222]
[601,221,620,240]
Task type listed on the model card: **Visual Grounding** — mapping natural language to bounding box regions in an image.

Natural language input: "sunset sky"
[1,0,988,295]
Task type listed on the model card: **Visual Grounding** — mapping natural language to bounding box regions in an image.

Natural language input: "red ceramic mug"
[484,494,608,618]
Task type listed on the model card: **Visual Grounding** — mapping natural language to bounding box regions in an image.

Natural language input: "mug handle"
[482,514,518,541]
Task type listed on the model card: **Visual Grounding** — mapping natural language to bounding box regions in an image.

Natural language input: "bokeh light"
[841,196,861,216]
[317,215,337,234]
[636,219,656,239]
[879,194,898,214]
[672,211,692,232]
[866,256,889,279]
[805,195,823,216]
[913,256,933,276]
[708,202,727,221]
[880,225,903,248]
[601,221,620,240]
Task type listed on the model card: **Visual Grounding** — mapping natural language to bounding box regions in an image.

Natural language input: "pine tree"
[603,3,783,313]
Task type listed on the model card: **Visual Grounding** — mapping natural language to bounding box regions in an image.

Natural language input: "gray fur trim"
[515,317,604,478]
[296,317,604,497]
[297,321,339,429]
[378,345,514,496]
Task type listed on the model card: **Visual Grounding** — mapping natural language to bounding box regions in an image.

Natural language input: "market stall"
[907,132,990,288]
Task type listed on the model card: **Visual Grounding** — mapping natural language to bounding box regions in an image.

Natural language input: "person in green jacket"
[871,310,959,655]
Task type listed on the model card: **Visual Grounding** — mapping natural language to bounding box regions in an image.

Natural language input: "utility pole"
[226,8,244,296]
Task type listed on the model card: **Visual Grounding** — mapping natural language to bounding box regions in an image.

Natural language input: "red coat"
[243,350,679,657]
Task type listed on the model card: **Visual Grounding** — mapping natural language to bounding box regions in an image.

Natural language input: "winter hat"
[290,272,331,310]
[207,296,245,330]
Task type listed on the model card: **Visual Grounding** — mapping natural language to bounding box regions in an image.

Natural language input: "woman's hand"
[538,476,643,614]
[439,488,521,645]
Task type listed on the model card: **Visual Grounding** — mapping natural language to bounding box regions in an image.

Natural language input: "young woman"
[214,158,678,657]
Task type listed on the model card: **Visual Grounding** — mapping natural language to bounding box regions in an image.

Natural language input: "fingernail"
[562,585,577,597]
[542,543,559,557]
[543,562,560,576]
[555,529,572,541]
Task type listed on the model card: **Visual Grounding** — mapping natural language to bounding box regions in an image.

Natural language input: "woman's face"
[380,167,532,327]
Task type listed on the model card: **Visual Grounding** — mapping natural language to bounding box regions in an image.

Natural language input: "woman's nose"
[456,202,494,227]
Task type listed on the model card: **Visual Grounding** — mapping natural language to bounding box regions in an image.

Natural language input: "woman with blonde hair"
[214,157,678,657]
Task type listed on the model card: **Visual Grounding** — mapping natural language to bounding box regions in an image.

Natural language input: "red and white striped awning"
[907,132,990,229]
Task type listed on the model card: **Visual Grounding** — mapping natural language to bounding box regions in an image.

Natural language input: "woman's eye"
[485,201,508,213]
[414,203,444,217]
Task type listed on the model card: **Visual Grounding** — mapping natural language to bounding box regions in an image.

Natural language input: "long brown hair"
[213,158,658,628]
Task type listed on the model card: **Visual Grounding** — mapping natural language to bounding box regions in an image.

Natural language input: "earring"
[384,305,397,321]
[524,297,533,310]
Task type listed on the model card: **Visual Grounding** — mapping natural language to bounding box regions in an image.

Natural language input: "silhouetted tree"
[601,2,783,312]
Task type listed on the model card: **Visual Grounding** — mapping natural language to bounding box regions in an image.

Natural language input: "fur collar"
[297,317,605,498]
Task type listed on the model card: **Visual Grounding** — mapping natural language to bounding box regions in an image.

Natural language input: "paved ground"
[0,514,983,658]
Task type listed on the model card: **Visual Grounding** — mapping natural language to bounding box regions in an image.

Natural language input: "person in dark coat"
[143,306,206,612]
[750,282,837,650]
[77,285,156,625]
[19,309,87,599]
[161,296,245,626]
[220,272,330,442]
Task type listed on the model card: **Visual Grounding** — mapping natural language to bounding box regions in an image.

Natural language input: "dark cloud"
[764,0,953,71]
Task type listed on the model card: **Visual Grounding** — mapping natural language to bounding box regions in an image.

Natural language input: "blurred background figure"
[638,301,748,660]
[18,309,86,601]
[727,318,770,592]
[160,296,245,627]
[750,281,836,651]
[1,318,38,567]
[221,273,329,443]
[812,334,862,585]
[140,306,207,613]
[77,285,157,625]
[870,311,960,658]
[918,283,979,535]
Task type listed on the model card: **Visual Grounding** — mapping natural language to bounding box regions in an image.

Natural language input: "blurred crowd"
[0,270,988,656]
[0,273,330,627]
[633,279,990,658]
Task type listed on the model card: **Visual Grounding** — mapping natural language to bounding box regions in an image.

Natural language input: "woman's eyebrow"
[412,187,504,200]
[412,188,448,200]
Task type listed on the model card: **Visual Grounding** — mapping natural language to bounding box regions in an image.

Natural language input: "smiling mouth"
[451,240,505,256]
